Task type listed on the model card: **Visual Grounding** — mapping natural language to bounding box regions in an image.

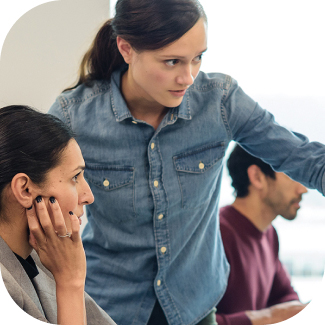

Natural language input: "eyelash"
[72,171,82,183]
[165,54,203,67]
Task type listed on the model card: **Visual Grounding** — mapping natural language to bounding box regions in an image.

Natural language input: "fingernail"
[36,196,42,203]
[27,205,33,210]
[49,197,56,204]
[69,211,74,215]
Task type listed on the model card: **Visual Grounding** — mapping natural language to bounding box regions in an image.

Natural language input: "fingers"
[47,197,69,237]
[27,196,79,243]
[26,202,46,245]
[34,196,58,239]
[68,211,81,243]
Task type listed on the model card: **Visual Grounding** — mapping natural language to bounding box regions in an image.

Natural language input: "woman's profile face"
[39,139,94,225]
[126,18,207,109]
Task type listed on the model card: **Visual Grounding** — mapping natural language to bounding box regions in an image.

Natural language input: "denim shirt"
[49,68,325,325]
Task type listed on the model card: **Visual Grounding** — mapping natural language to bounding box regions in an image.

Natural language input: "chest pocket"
[173,142,225,209]
[84,164,136,223]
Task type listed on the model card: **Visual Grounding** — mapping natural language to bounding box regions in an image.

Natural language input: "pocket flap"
[84,163,134,191]
[173,142,225,173]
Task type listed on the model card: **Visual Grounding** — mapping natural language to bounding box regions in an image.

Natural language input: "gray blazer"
[0,236,116,324]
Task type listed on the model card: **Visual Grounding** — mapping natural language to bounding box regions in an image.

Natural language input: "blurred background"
[0,0,324,304]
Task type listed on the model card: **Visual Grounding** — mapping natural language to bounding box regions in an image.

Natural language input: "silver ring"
[57,232,72,238]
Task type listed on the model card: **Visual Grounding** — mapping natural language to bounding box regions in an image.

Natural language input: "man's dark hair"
[227,144,276,198]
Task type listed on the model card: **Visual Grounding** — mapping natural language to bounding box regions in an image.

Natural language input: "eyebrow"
[160,48,208,59]
[72,165,86,172]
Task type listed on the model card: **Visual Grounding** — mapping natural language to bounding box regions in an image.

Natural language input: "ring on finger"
[57,232,72,238]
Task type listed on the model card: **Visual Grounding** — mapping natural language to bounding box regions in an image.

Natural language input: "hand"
[26,196,86,288]
[246,301,307,325]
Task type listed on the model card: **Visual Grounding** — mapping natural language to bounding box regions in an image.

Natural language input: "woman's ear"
[10,173,35,209]
[116,36,134,64]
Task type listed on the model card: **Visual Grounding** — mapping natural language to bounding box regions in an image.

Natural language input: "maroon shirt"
[216,205,299,325]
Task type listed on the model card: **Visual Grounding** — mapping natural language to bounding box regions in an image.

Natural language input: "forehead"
[48,139,84,178]
[275,172,295,184]
[152,18,207,57]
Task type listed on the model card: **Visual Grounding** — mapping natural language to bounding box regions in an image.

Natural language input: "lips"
[169,89,187,97]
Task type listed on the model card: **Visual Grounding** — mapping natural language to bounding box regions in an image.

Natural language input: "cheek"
[144,69,167,86]
[55,188,79,216]
[192,64,201,79]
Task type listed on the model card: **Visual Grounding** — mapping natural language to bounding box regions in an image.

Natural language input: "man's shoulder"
[219,206,241,245]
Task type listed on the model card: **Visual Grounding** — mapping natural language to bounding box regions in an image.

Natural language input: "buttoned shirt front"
[48,67,325,325]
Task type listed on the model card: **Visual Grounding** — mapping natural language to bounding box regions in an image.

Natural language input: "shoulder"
[48,80,111,125]
[55,80,111,109]
[219,206,240,248]
[267,225,280,252]
[191,71,237,92]
[219,205,235,229]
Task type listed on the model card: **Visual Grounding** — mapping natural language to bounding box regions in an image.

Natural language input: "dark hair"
[227,144,276,198]
[0,105,74,213]
[65,0,206,90]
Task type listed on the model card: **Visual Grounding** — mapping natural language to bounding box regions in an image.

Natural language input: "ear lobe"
[11,173,34,208]
[116,36,134,64]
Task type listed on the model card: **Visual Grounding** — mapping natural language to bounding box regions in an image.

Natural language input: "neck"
[232,194,277,232]
[0,206,32,259]
[121,70,169,130]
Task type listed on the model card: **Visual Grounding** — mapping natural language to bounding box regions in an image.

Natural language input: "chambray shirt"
[49,67,325,325]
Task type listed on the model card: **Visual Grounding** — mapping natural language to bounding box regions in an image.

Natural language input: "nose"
[297,183,308,195]
[79,179,95,205]
[176,64,194,86]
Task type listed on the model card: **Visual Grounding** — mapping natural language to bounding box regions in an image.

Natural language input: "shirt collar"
[110,66,192,123]
[14,253,39,280]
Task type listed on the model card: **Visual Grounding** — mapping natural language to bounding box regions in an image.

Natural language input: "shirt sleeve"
[266,259,300,307]
[266,229,299,306]
[216,311,252,325]
[222,78,325,195]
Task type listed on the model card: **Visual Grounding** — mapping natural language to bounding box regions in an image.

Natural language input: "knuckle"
[29,225,39,233]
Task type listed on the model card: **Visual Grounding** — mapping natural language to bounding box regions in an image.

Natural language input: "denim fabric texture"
[48,67,325,325]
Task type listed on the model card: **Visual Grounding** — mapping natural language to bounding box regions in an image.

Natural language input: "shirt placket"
[147,114,182,325]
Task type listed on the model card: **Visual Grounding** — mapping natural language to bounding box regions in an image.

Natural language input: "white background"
[1,1,325,324]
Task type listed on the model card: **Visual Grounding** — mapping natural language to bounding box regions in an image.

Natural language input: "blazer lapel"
[31,252,58,324]
[0,236,46,318]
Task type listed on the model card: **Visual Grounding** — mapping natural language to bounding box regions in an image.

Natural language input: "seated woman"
[0,105,116,325]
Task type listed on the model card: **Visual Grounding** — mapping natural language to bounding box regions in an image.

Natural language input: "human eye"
[72,171,82,183]
[193,53,203,63]
[165,59,179,67]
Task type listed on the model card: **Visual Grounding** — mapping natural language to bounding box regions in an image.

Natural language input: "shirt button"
[161,247,167,254]
[154,180,159,187]
[103,179,110,187]
[158,214,164,220]
[199,162,205,170]
[157,280,161,286]
[151,143,155,150]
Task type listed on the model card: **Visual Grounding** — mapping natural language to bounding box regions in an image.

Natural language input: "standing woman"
[49,0,325,324]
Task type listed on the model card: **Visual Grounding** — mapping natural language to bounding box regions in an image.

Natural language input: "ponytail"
[65,19,124,91]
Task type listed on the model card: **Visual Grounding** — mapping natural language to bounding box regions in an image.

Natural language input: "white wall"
[0,0,110,111]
